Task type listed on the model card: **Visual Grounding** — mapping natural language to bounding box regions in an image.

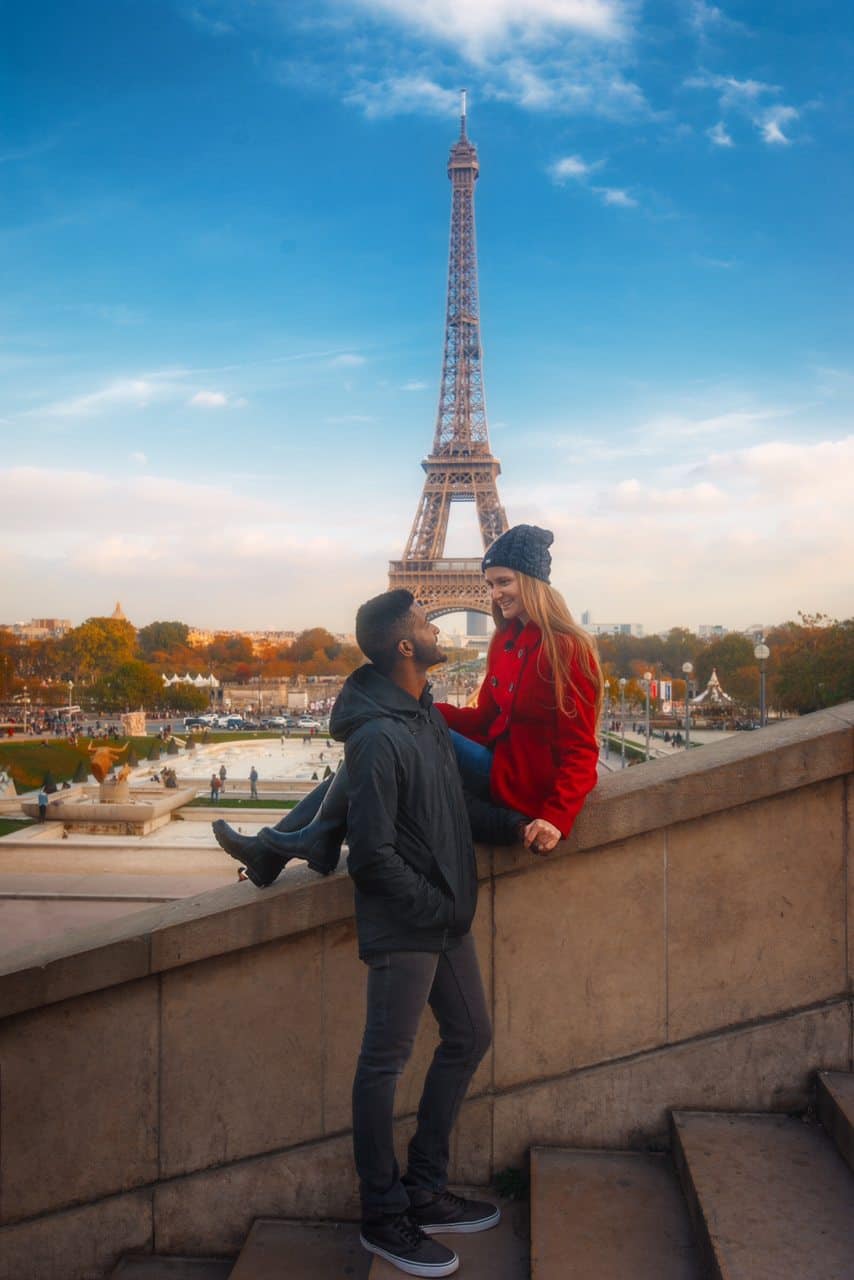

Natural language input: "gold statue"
[87,741,129,783]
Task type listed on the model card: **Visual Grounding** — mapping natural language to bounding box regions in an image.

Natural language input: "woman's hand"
[522,818,562,856]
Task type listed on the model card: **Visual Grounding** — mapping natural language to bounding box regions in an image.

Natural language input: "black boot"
[255,763,348,875]
[212,820,285,888]
[269,773,333,834]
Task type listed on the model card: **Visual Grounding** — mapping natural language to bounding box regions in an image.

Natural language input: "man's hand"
[521,818,561,856]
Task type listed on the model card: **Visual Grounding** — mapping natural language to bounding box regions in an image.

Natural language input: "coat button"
[517,649,526,659]
[508,682,515,692]
[491,676,499,687]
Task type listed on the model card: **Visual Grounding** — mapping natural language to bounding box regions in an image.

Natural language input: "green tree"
[694,634,756,694]
[89,660,163,712]
[770,616,854,713]
[137,620,190,660]
[162,684,209,712]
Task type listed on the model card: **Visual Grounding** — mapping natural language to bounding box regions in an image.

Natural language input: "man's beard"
[413,637,447,668]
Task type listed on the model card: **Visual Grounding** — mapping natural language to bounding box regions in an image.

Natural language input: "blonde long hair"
[490,574,603,721]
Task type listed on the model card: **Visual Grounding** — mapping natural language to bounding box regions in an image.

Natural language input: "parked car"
[184,715,215,729]
[296,717,322,730]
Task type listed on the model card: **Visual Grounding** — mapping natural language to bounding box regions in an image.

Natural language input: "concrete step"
[671,1111,854,1280]
[228,1219,370,1279]
[817,1071,854,1176]
[368,1196,528,1279]
[110,1258,233,1280]
[529,1147,699,1280]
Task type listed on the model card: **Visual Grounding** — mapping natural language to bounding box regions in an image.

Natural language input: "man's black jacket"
[330,664,528,960]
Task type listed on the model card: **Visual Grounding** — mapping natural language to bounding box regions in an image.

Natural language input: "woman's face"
[485,567,528,623]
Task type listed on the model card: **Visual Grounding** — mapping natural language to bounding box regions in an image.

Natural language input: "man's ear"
[397,637,414,659]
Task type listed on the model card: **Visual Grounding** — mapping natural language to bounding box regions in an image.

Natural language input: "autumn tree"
[61,617,137,683]
[768,615,854,713]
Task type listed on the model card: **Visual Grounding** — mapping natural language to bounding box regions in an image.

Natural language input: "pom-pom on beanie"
[482,524,554,584]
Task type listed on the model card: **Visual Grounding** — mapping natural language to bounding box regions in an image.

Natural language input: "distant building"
[581,612,644,639]
[186,627,358,653]
[0,618,73,640]
[698,624,728,639]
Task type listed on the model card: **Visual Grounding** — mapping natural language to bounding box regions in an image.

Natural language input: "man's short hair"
[356,589,415,673]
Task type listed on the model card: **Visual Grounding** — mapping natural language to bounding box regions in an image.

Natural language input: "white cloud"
[757,104,798,145]
[317,0,650,124]
[189,390,228,408]
[698,436,854,503]
[688,2,748,37]
[707,120,734,147]
[330,353,366,367]
[510,432,854,629]
[35,378,163,418]
[346,76,459,119]
[402,380,428,391]
[548,154,597,183]
[609,478,725,510]
[549,155,637,208]
[346,0,628,54]
[686,72,778,105]
[593,185,637,207]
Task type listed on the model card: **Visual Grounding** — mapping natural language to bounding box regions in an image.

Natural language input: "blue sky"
[1,0,852,634]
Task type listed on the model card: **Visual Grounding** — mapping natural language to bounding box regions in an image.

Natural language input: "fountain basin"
[20,787,196,836]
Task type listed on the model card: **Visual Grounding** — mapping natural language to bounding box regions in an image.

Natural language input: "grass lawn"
[0,818,34,837]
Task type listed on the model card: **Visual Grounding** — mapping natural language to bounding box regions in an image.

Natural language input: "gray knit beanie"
[482,524,553,583]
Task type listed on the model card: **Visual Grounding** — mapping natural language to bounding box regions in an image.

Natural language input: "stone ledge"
[0,703,850,1021]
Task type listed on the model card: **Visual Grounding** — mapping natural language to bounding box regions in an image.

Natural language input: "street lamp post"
[22,685,29,735]
[67,680,73,722]
[754,641,770,727]
[618,678,627,768]
[682,662,693,749]
[643,670,652,761]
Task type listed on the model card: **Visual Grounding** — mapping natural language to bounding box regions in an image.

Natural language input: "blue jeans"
[448,730,493,801]
[352,933,492,1219]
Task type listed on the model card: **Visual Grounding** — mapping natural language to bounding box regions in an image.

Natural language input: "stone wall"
[0,704,852,1278]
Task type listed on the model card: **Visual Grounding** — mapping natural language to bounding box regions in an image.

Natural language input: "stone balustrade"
[0,702,851,1278]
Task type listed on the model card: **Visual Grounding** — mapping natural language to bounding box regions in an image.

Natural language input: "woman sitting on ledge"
[435,523,603,856]
[211,525,601,884]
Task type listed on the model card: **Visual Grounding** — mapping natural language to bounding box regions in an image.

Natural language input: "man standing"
[249,765,259,800]
[331,590,531,1277]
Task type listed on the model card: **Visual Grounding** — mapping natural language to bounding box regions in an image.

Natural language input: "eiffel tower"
[388,94,508,619]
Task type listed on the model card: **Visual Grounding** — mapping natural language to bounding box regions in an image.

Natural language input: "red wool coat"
[435,619,599,839]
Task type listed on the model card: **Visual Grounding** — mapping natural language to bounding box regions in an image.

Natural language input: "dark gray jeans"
[352,932,492,1220]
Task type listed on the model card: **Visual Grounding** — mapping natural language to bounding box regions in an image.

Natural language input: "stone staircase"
[110,1072,853,1279]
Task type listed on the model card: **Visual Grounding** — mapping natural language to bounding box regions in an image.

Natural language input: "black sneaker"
[409,1189,501,1235]
[359,1212,459,1276]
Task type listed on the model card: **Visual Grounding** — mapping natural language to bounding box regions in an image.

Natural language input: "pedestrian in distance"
[37,785,49,822]
[218,763,227,794]
[210,773,221,804]
[249,766,259,800]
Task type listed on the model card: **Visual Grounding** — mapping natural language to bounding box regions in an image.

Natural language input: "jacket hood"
[330,664,432,742]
